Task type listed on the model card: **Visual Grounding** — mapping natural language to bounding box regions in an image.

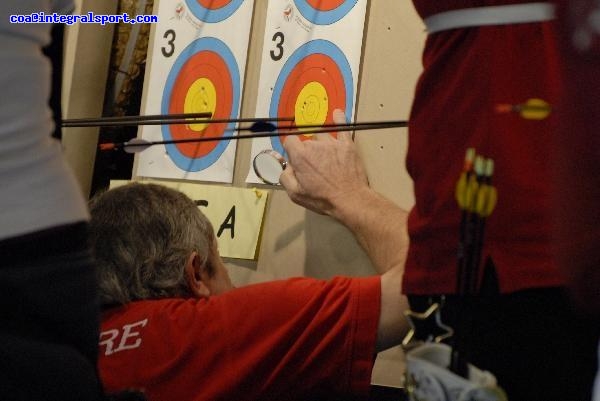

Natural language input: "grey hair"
[89,183,214,307]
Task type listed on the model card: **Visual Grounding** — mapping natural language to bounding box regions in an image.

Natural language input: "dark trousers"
[408,263,599,401]
[0,223,103,401]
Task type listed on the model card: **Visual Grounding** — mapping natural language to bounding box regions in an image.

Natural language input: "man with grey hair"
[90,176,409,400]
[90,183,233,307]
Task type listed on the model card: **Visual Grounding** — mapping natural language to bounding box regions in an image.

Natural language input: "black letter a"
[217,206,235,239]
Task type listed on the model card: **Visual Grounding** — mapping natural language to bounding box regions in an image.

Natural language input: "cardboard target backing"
[246,0,368,183]
[135,0,254,183]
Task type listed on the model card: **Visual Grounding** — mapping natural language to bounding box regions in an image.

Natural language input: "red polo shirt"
[404,0,565,294]
[98,276,380,401]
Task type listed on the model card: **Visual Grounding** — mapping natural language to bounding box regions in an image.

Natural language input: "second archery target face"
[136,0,254,183]
[162,37,240,171]
[269,39,353,156]
[246,0,367,183]
[294,0,360,25]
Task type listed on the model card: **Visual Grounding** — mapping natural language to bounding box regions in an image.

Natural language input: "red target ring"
[294,0,359,24]
[277,53,346,142]
[168,51,233,158]
[269,40,353,156]
[185,0,244,23]
[197,0,232,8]
[305,0,346,11]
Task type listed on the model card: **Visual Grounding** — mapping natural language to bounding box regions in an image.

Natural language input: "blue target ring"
[269,39,353,156]
[161,37,240,172]
[185,0,244,23]
[294,0,359,25]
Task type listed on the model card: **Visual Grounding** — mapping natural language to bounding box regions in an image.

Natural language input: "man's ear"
[184,251,211,299]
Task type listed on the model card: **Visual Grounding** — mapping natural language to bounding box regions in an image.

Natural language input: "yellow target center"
[294,81,328,135]
[184,78,217,132]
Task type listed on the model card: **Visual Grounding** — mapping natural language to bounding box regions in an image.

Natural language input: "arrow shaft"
[119,122,406,150]
[63,116,295,128]
[62,112,213,125]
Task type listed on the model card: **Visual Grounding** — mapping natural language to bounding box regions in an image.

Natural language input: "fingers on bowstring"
[279,163,300,195]
[314,108,349,142]
[314,131,336,142]
[332,108,352,142]
[283,135,302,160]
[332,108,347,125]
[336,129,353,143]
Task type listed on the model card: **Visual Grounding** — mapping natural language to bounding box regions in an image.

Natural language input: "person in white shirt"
[0,1,103,399]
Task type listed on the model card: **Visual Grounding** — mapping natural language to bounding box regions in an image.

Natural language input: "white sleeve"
[0,0,89,241]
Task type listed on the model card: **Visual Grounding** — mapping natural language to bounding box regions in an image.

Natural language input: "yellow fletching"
[475,185,498,217]
[482,186,497,217]
[455,173,468,208]
[520,98,551,120]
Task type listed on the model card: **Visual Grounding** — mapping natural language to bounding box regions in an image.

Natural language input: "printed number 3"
[161,29,176,58]
[270,32,284,61]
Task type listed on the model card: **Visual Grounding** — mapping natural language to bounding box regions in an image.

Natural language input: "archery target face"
[269,39,353,155]
[294,0,360,25]
[185,0,244,23]
[162,37,240,171]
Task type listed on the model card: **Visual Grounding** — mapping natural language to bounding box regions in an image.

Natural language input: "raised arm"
[279,109,409,351]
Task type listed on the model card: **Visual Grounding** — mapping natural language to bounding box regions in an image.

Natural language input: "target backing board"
[135,0,254,183]
[246,0,367,183]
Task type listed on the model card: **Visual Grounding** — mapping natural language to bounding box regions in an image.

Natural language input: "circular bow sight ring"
[253,149,287,185]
